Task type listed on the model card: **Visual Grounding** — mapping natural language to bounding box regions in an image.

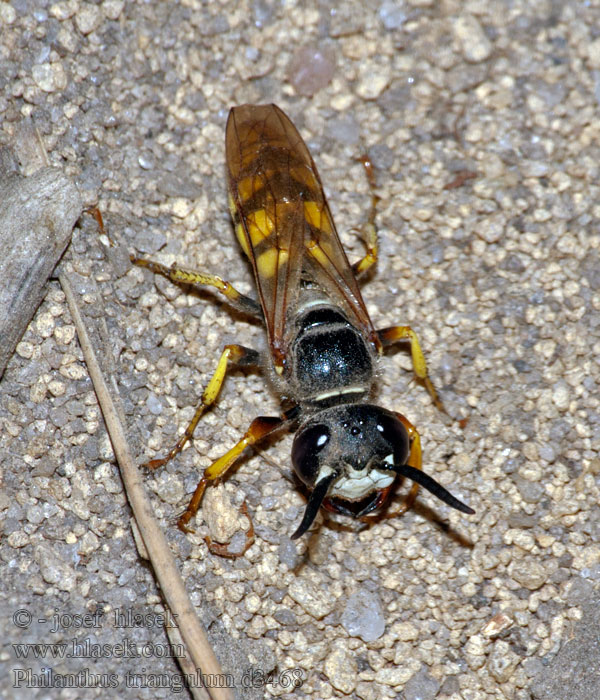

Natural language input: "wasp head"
[290,404,474,539]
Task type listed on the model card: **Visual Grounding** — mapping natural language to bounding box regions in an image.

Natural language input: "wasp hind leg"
[351,218,378,278]
[377,325,445,413]
[131,255,262,318]
[352,154,380,279]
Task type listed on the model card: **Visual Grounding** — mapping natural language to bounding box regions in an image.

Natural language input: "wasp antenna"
[291,471,338,540]
[391,464,475,515]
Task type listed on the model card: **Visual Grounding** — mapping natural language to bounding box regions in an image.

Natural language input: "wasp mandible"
[132,104,474,551]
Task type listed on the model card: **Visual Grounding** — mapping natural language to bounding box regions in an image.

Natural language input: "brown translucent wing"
[226,104,377,371]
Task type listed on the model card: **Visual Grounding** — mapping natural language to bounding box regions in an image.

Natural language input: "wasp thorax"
[288,306,374,405]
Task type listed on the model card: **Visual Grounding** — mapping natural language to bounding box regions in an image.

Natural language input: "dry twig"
[60,268,233,700]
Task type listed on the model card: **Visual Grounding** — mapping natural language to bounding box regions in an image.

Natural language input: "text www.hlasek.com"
[12,637,185,659]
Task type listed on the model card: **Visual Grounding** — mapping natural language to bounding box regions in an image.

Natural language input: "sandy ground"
[1,1,599,699]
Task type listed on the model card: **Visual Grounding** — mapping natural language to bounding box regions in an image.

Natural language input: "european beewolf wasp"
[132,104,474,552]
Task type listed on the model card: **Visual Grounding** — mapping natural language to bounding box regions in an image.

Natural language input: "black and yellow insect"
[132,104,473,551]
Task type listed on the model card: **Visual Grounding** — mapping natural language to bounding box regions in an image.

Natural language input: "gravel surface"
[1,2,599,699]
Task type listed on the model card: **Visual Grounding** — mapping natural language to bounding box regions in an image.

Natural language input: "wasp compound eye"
[375,412,410,466]
[291,424,331,487]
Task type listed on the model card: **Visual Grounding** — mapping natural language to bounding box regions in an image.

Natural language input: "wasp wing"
[226,104,377,371]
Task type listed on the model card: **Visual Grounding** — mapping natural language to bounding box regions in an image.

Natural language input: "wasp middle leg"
[377,325,445,413]
[143,341,277,556]
[143,343,261,471]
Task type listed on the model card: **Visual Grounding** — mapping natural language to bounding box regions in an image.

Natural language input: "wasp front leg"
[178,414,284,556]
[377,325,445,413]
[392,413,423,514]
[142,340,280,557]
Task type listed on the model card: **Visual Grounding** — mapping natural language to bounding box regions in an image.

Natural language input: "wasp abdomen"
[289,306,374,405]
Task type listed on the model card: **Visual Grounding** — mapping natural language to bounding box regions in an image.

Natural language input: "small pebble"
[288,578,335,619]
[453,14,493,63]
[341,588,385,642]
[287,45,336,96]
[404,666,441,700]
[75,3,102,34]
[324,645,357,694]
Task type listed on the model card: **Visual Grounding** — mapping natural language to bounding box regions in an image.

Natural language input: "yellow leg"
[393,413,422,513]
[178,415,283,532]
[131,255,261,317]
[352,154,380,278]
[377,325,445,413]
[352,220,378,277]
[144,344,260,470]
